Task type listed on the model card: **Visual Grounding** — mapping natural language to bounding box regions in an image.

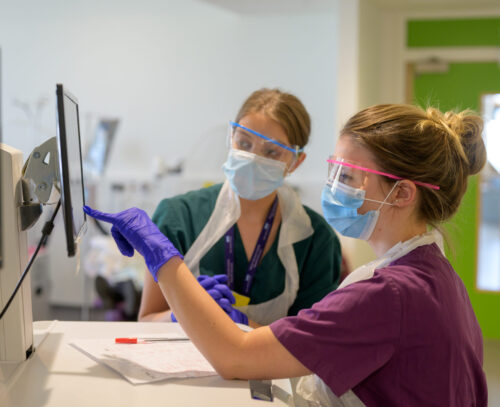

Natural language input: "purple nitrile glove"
[198,275,235,305]
[83,206,183,282]
[171,274,236,322]
[198,275,248,324]
[219,298,249,325]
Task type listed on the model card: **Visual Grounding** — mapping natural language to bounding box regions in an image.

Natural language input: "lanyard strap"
[224,196,279,296]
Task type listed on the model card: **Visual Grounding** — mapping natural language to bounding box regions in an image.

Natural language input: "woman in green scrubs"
[138,88,342,326]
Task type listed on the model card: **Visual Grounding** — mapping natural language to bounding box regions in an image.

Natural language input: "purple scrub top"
[270,243,487,406]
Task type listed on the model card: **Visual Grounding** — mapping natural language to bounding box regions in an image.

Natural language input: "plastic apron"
[295,229,444,407]
[183,180,314,325]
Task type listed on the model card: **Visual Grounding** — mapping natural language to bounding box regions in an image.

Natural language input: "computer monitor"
[55,84,87,257]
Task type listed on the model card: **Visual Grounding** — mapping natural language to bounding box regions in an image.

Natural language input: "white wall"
[0,0,346,305]
[0,0,340,185]
[358,0,384,109]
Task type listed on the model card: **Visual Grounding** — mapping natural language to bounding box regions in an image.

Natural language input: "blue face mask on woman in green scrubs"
[222,149,287,200]
[223,121,302,200]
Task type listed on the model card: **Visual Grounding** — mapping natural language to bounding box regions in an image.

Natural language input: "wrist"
[154,255,184,283]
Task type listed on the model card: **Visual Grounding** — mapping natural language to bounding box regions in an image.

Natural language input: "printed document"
[71,333,216,384]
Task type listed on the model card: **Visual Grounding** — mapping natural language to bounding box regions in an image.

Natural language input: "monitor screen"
[56,84,86,257]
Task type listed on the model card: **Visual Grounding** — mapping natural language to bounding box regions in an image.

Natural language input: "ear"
[287,152,307,174]
[392,180,418,207]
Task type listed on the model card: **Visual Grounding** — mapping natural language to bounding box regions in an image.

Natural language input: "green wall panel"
[414,62,500,339]
[408,18,500,47]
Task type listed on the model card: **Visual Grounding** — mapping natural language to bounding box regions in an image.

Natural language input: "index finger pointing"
[83,205,117,224]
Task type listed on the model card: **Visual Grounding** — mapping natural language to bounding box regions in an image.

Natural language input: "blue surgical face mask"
[321,181,398,240]
[222,149,287,200]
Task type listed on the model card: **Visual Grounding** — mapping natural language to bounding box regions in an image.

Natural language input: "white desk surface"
[0,321,293,407]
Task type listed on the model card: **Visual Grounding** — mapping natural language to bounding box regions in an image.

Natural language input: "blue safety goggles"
[228,121,303,162]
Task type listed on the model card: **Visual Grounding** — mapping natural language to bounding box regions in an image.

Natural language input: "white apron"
[295,229,444,406]
[183,180,314,325]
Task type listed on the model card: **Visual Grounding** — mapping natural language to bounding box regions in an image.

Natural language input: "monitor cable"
[0,199,61,320]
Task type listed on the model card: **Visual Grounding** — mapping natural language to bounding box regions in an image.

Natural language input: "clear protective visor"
[326,157,369,190]
[228,121,303,164]
[326,156,398,207]
[326,156,440,191]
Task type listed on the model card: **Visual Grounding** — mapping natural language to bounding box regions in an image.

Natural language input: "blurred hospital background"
[1,0,500,402]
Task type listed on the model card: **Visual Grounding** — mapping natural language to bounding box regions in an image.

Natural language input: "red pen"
[115,337,190,344]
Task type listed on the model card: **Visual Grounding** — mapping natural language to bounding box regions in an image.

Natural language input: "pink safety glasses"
[326,158,440,190]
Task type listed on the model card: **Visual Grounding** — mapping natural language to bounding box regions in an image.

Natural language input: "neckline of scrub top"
[225,196,279,295]
[230,220,283,299]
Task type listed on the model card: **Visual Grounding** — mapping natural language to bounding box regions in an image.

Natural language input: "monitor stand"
[0,144,33,377]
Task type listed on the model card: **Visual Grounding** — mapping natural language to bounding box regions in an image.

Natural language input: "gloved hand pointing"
[83,206,183,282]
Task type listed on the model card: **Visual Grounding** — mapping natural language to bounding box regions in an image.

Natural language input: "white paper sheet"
[71,334,217,384]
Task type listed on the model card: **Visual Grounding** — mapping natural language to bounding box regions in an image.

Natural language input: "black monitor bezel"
[55,84,86,257]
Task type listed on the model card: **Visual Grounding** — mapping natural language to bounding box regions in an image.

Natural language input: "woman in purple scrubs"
[84,104,488,406]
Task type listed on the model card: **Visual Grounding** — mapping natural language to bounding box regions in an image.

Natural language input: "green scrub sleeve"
[150,185,222,257]
[151,199,192,256]
[287,222,341,316]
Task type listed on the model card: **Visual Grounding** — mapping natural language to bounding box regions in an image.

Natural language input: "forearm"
[138,310,173,322]
[156,258,310,379]
[138,271,171,321]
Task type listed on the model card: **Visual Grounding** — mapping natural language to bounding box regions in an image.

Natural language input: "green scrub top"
[152,183,341,316]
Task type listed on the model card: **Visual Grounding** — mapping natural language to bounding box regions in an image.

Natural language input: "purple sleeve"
[270,273,401,396]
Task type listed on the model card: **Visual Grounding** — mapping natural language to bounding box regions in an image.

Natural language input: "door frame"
[405,55,500,295]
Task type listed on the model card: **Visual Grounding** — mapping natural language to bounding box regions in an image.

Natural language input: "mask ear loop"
[375,180,400,211]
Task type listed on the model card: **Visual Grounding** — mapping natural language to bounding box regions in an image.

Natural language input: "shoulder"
[382,244,454,289]
[302,204,329,227]
[347,243,466,334]
[153,184,222,219]
[152,183,223,227]
[377,244,461,309]
[321,270,401,314]
[274,271,402,339]
[155,183,222,212]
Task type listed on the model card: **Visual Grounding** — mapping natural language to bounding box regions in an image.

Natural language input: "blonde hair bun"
[425,108,486,176]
